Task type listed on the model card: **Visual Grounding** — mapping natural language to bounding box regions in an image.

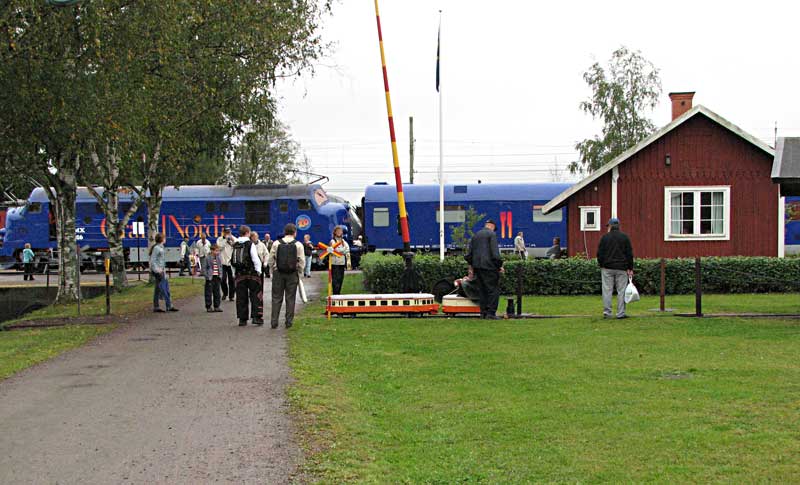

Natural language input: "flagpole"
[438,11,445,261]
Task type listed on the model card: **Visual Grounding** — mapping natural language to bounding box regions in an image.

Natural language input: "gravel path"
[0,276,320,484]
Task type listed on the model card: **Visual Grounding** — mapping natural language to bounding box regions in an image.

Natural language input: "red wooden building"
[542,93,781,258]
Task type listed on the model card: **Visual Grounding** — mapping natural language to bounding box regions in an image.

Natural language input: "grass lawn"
[289,274,800,483]
[0,276,204,381]
[6,276,205,324]
[0,325,115,380]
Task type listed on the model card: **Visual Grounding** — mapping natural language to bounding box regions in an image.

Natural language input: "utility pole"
[409,116,415,184]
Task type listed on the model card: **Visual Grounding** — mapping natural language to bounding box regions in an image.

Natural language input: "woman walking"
[329,226,350,295]
[149,233,179,313]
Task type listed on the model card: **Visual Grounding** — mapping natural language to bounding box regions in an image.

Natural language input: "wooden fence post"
[695,257,702,317]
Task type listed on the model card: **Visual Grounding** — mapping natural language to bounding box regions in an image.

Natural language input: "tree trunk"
[146,186,163,252]
[104,189,128,291]
[48,165,80,305]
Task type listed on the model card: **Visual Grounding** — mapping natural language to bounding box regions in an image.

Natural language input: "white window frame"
[663,186,731,241]
[435,205,466,224]
[373,207,390,228]
[533,205,563,223]
[580,206,601,231]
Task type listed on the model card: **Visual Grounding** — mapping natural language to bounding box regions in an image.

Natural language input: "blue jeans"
[153,272,172,309]
[304,255,312,277]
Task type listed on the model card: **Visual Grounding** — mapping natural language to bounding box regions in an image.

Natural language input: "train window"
[359,301,366,306]
[381,301,388,306]
[454,185,468,193]
[369,301,377,306]
[580,206,601,231]
[373,208,389,227]
[298,199,312,210]
[245,201,271,225]
[533,205,563,223]
[220,202,229,212]
[347,301,355,306]
[279,201,289,213]
[392,300,399,306]
[205,202,215,213]
[28,203,42,214]
[436,205,466,224]
[403,300,411,306]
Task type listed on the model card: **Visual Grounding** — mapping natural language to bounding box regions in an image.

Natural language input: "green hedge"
[360,253,800,295]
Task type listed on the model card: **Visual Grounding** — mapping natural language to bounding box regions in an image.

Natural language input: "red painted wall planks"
[568,114,778,258]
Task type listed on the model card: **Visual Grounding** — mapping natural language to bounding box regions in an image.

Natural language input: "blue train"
[364,183,800,257]
[363,183,571,257]
[0,184,361,269]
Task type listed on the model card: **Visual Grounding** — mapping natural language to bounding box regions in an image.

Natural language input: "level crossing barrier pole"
[695,257,702,317]
[76,243,81,317]
[659,258,666,312]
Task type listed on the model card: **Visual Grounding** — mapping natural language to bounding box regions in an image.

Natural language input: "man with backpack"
[268,223,305,329]
[231,225,264,326]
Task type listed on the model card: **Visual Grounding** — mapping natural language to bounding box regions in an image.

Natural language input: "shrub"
[359,253,800,295]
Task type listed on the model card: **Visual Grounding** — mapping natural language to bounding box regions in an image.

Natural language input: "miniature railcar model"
[440,295,481,315]
[327,293,438,317]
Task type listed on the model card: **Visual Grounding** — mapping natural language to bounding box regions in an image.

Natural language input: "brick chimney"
[669,92,695,120]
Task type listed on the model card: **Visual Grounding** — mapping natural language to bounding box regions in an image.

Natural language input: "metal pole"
[437,12,445,262]
[105,258,111,316]
[516,263,523,316]
[76,243,81,316]
[137,232,141,281]
[695,257,702,317]
[660,258,665,312]
[409,116,414,184]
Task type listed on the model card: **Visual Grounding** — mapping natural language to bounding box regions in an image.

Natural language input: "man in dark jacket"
[465,219,504,319]
[597,217,634,319]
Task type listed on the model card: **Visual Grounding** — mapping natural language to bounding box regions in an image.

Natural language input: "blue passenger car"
[363,183,571,257]
[0,184,361,268]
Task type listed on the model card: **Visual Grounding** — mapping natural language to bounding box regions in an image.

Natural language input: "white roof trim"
[541,105,775,214]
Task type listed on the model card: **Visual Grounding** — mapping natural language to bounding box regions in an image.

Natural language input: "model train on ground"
[2,182,799,269]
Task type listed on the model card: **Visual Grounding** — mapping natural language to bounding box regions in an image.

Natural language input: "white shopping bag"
[298,278,308,303]
[624,276,640,304]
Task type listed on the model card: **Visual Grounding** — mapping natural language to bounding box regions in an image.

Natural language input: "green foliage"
[227,119,306,185]
[360,253,800,295]
[449,206,485,251]
[570,46,662,174]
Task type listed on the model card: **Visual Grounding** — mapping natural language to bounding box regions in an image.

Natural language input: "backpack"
[231,240,254,272]
[276,239,298,274]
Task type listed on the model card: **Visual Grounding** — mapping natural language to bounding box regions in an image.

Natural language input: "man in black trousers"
[232,225,263,326]
[465,219,504,319]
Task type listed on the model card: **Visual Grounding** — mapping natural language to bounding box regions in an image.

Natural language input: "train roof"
[364,183,574,203]
[28,184,326,203]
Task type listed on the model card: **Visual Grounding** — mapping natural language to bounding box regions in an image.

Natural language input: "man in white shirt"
[232,225,263,326]
[216,227,235,301]
[269,223,305,329]
[194,233,211,275]
[514,231,527,259]
[179,235,190,276]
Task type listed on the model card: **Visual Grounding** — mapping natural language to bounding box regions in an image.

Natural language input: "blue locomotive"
[363,183,571,257]
[0,184,361,269]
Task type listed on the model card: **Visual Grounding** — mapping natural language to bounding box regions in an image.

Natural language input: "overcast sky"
[277,0,800,204]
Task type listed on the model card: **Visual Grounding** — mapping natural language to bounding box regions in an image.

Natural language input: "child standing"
[22,243,35,281]
[203,244,224,312]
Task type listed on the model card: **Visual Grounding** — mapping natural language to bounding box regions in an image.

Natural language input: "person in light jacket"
[203,244,223,312]
[149,233,179,313]
[513,232,527,259]
[216,228,235,301]
[179,236,190,276]
[194,233,211,275]
[329,226,350,295]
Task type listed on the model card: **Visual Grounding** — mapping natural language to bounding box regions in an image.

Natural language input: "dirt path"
[0,275,320,484]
